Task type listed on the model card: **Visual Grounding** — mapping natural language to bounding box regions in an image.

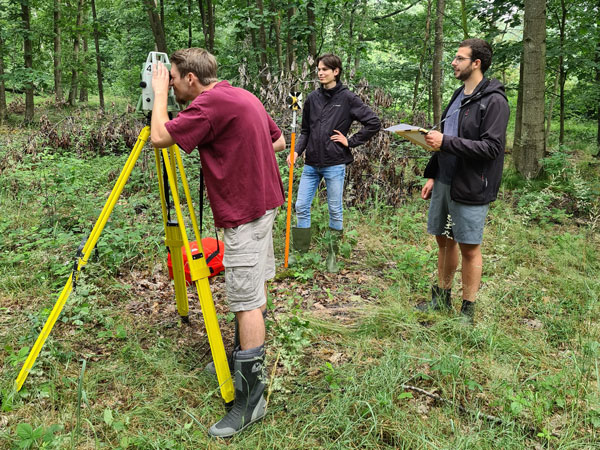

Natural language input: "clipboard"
[385,123,438,152]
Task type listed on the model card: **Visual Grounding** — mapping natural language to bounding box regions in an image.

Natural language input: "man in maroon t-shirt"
[151,48,285,438]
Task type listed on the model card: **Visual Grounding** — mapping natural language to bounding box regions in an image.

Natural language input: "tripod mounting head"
[136,52,180,115]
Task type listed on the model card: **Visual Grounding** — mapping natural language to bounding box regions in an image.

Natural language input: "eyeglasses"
[452,56,473,63]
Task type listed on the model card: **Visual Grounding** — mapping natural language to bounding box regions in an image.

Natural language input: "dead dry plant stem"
[265,349,281,408]
[400,384,560,438]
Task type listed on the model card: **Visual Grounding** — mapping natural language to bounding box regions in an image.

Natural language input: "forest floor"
[1,109,600,449]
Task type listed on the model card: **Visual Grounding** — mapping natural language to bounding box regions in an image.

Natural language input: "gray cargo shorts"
[427,180,489,245]
[223,208,277,312]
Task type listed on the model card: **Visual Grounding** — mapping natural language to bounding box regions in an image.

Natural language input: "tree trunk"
[79,37,89,103]
[513,47,524,156]
[143,0,168,53]
[197,0,215,52]
[514,0,546,179]
[353,0,367,76]
[346,1,357,73]
[307,0,317,61]
[432,0,445,125]
[208,0,215,53]
[91,0,104,112]
[0,32,7,124]
[286,6,296,73]
[198,0,208,47]
[245,0,258,71]
[21,2,34,124]
[271,2,283,72]
[545,68,559,147]
[54,0,63,103]
[68,0,84,106]
[188,0,193,47]
[256,0,269,85]
[160,0,165,30]
[558,0,566,145]
[460,0,469,39]
[412,0,432,114]
[596,20,600,156]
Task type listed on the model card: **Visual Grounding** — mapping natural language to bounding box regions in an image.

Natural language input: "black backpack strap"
[199,160,221,268]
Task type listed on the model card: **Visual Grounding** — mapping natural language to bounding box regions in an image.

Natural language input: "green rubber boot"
[208,345,267,438]
[287,227,311,266]
[415,285,452,312]
[205,310,268,378]
[326,228,343,273]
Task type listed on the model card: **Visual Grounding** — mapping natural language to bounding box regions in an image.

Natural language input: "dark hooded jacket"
[424,78,509,205]
[295,82,381,167]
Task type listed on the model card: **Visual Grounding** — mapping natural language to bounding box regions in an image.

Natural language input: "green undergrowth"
[1,114,600,449]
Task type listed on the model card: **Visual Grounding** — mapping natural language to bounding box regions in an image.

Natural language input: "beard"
[455,65,473,81]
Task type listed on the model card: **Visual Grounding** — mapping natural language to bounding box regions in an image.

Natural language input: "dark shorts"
[427,180,489,245]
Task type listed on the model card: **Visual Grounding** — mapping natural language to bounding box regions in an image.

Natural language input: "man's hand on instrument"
[152,62,171,97]
[330,130,348,147]
[425,130,443,150]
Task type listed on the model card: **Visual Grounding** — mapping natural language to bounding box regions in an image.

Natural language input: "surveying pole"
[284,92,302,268]
[14,52,234,405]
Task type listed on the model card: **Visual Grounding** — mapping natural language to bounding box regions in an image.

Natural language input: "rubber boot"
[459,299,475,325]
[205,310,267,376]
[415,285,452,312]
[326,228,343,273]
[287,227,311,266]
[208,345,267,438]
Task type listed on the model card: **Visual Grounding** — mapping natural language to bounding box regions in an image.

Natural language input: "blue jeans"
[295,164,346,231]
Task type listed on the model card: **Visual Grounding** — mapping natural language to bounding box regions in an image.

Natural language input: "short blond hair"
[170,48,218,86]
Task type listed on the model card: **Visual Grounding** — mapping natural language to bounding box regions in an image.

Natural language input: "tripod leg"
[160,146,234,404]
[15,126,151,391]
[195,278,235,404]
[165,222,190,320]
[155,148,190,320]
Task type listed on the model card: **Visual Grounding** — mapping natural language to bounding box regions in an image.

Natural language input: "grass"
[1,107,600,449]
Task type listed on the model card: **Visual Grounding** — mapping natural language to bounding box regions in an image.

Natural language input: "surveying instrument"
[14,52,235,405]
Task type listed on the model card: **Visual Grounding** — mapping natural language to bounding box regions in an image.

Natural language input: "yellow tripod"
[14,125,235,404]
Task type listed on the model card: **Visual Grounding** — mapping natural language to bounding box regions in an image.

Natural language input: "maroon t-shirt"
[165,81,285,228]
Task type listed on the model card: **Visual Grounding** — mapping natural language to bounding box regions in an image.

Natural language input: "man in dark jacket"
[287,53,381,272]
[417,39,509,324]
